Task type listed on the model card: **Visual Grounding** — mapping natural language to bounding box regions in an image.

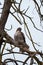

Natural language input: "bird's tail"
[22,42,29,49]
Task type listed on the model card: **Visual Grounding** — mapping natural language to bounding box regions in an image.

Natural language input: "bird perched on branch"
[14,27,29,53]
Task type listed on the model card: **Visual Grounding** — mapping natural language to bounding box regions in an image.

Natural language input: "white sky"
[0,0,43,65]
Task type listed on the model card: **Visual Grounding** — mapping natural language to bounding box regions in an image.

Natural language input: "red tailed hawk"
[14,27,29,53]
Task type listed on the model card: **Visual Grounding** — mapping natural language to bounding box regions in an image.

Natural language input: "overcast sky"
[0,0,43,65]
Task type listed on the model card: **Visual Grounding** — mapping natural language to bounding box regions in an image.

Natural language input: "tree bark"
[0,0,12,65]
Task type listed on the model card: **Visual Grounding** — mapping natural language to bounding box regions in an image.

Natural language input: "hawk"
[14,27,29,53]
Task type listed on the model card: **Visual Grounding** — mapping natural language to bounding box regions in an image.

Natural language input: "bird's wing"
[20,32,29,48]
[21,32,26,43]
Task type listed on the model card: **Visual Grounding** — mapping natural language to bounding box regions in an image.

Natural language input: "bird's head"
[16,27,22,31]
